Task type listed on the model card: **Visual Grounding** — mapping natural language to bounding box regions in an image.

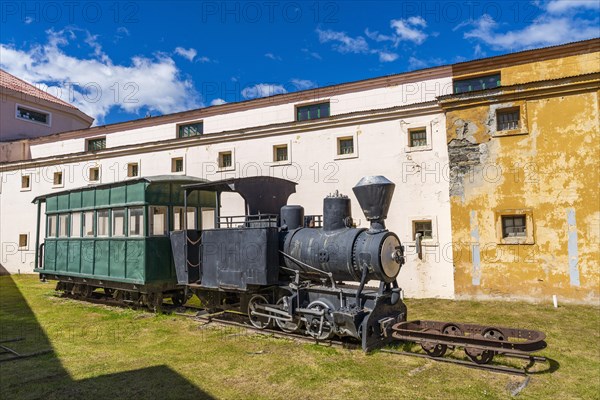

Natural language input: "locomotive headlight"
[380,234,402,280]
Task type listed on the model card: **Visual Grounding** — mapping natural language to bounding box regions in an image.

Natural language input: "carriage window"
[83,211,95,237]
[97,210,110,237]
[58,214,69,237]
[149,206,168,236]
[129,207,144,237]
[112,208,126,237]
[71,212,82,238]
[47,215,57,238]
[201,208,216,229]
[173,207,197,230]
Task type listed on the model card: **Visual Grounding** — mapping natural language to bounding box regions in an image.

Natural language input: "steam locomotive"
[170,175,407,351]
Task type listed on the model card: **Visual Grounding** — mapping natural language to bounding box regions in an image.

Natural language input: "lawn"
[1,274,598,399]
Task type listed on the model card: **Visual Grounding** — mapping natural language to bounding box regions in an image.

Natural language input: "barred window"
[337,137,354,155]
[127,163,139,177]
[87,138,106,151]
[497,108,520,131]
[219,151,232,168]
[16,105,50,125]
[273,145,288,162]
[178,122,203,138]
[297,102,330,121]
[172,157,184,172]
[409,129,427,147]
[454,73,500,94]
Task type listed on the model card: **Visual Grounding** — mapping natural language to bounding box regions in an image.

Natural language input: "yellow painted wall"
[447,53,600,303]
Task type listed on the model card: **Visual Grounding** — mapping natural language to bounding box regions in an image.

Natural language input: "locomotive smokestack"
[352,176,395,232]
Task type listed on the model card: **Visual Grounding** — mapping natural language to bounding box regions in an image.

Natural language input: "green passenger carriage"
[33,176,216,309]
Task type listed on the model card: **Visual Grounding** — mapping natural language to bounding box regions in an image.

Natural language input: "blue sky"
[1,0,598,125]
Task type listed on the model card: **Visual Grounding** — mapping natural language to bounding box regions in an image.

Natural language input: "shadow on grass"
[0,265,214,400]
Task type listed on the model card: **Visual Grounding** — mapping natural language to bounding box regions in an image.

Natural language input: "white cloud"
[462,14,599,50]
[24,16,33,24]
[0,29,201,125]
[174,47,197,62]
[378,51,399,62]
[364,28,399,46]
[290,79,316,90]
[390,17,428,44]
[316,28,370,54]
[210,98,227,106]
[197,56,212,63]
[407,56,445,70]
[241,83,287,99]
[265,53,282,61]
[546,0,600,14]
[473,44,486,58]
[301,48,322,60]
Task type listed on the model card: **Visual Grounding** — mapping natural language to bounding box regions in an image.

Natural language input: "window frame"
[402,121,434,153]
[296,101,330,122]
[412,220,434,241]
[149,206,169,236]
[112,208,127,238]
[271,142,292,165]
[96,209,110,238]
[217,150,235,171]
[453,73,501,94]
[47,215,58,238]
[83,211,95,237]
[15,103,51,126]
[127,162,139,178]
[128,207,145,237]
[70,212,82,238]
[171,157,185,173]
[89,166,101,183]
[495,209,535,245]
[58,213,70,238]
[21,174,32,191]
[334,133,358,160]
[53,171,64,188]
[18,233,29,250]
[489,103,528,138]
[86,137,106,152]
[408,128,428,148]
[177,121,204,138]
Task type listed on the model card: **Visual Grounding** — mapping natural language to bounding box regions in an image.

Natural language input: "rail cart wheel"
[104,288,114,297]
[421,329,447,357]
[172,292,186,307]
[275,297,302,333]
[146,292,163,313]
[305,300,335,340]
[81,285,95,298]
[248,295,272,329]
[465,333,495,364]
[442,323,464,350]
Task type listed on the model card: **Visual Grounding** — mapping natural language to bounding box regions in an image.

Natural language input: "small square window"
[127,163,139,177]
[172,157,184,173]
[178,122,203,138]
[89,167,100,182]
[53,172,63,187]
[497,108,520,131]
[18,234,28,249]
[501,215,527,238]
[413,220,433,240]
[273,145,288,162]
[219,151,232,169]
[21,175,31,190]
[87,137,106,151]
[337,137,354,155]
[409,128,427,147]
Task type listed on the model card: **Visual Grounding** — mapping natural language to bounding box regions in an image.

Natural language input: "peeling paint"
[567,208,580,287]
[470,210,481,286]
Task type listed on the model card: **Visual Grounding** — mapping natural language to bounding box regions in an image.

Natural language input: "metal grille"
[275,146,288,162]
[17,106,49,124]
[178,122,204,137]
[410,129,427,147]
[502,215,526,238]
[87,138,106,151]
[338,138,354,155]
[497,109,520,131]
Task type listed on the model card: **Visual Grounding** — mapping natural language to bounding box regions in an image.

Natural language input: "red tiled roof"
[0,69,77,109]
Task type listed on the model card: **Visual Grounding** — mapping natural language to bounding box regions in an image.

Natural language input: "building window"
[219,151,232,169]
[21,175,31,190]
[112,208,126,237]
[501,215,527,238]
[173,207,197,230]
[413,220,433,240]
[83,211,95,237]
[47,215,57,238]
[496,108,520,131]
[97,210,110,237]
[171,157,184,173]
[71,212,82,238]
[178,122,204,138]
[337,137,354,155]
[129,207,144,237]
[453,73,500,94]
[16,105,50,125]
[201,208,216,229]
[149,206,168,236]
[409,128,427,147]
[273,144,288,162]
[58,214,69,237]
[89,167,100,182]
[297,102,330,121]
[127,163,139,177]
[53,172,63,187]
[18,234,28,249]
[87,137,106,151]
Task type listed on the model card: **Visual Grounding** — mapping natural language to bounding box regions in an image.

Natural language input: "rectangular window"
[201,208,216,229]
[502,215,527,238]
[178,122,203,138]
[112,208,126,237]
[337,137,354,155]
[71,212,82,238]
[413,220,433,240]
[172,157,184,173]
[219,151,232,169]
[47,215,57,238]
[496,108,520,131]
[273,144,288,162]
[21,175,31,190]
[297,102,330,121]
[53,172,63,186]
[18,234,28,249]
[58,214,69,237]
[97,210,109,237]
[89,167,100,182]
[128,207,144,237]
[16,105,50,125]
[127,163,139,177]
[453,73,500,94]
[83,211,95,237]
[87,137,106,152]
[149,206,167,236]
[409,129,427,147]
[173,207,197,230]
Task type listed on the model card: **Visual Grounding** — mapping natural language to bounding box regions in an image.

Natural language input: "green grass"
[1,275,599,399]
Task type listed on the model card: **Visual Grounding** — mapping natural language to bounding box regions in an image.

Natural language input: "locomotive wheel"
[275,297,302,333]
[420,329,447,357]
[248,295,272,329]
[305,300,335,340]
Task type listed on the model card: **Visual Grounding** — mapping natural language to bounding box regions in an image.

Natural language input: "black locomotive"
[170,175,407,351]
